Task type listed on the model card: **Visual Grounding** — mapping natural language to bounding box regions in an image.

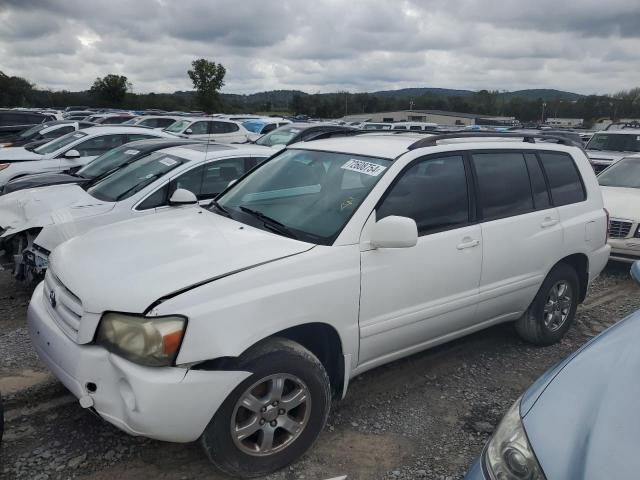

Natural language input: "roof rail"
[407,132,580,150]
[605,121,640,130]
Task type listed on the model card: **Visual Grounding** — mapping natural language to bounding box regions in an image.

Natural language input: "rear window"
[538,152,586,206]
[473,152,534,221]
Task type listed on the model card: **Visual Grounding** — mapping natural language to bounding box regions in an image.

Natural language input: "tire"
[516,263,579,346]
[200,338,331,478]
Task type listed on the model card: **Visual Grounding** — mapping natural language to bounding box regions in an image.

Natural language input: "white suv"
[28,132,610,477]
[586,128,640,173]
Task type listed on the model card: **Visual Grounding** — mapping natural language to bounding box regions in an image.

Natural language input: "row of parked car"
[0,113,639,477]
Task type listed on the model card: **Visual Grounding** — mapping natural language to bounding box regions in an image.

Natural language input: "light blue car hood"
[521,311,640,480]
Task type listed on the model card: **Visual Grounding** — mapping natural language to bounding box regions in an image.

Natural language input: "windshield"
[87,152,186,202]
[77,145,144,179]
[122,118,138,125]
[34,131,87,154]
[164,119,190,133]
[217,149,391,244]
[598,158,640,188]
[243,120,267,133]
[255,125,300,146]
[587,133,640,152]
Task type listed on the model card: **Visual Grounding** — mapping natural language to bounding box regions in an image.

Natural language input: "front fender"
[152,245,361,376]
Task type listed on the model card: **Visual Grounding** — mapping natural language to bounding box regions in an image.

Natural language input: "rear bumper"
[28,282,251,442]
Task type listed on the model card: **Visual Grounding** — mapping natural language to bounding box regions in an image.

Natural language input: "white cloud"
[0,0,638,94]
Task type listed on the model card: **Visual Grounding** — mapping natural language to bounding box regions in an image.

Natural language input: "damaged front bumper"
[28,282,251,442]
[22,243,50,278]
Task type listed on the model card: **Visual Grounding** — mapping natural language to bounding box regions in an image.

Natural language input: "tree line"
[1,64,639,125]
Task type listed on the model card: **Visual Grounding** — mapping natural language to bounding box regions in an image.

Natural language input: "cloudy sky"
[0,0,639,95]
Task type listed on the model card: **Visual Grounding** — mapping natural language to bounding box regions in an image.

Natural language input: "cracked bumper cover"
[27,282,251,442]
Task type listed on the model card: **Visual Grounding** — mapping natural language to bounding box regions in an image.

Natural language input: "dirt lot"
[1,262,638,480]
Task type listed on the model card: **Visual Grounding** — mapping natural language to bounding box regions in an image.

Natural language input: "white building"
[342,110,517,127]
[545,118,584,128]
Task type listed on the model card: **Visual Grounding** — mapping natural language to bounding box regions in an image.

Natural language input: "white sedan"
[0,143,272,279]
[0,126,173,188]
[598,155,640,262]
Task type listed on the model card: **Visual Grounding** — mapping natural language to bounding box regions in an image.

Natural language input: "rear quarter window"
[538,152,586,206]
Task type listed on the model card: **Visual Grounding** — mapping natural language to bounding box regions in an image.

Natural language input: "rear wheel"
[516,263,579,346]
[201,338,331,478]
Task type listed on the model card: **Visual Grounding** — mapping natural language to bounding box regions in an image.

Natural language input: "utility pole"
[409,99,414,111]
[345,92,348,117]
[541,102,546,125]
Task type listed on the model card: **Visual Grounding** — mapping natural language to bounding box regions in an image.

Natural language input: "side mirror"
[631,261,640,285]
[370,216,418,249]
[184,128,193,135]
[64,149,80,159]
[169,188,198,206]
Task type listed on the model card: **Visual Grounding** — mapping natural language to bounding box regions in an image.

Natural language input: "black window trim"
[535,150,588,207]
[374,150,477,237]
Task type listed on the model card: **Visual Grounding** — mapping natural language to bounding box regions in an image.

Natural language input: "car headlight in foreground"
[484,397,545,479]
[96,312,186,367]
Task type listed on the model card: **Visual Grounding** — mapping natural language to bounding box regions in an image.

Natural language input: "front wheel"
[201,338,331,478]
[516,263,579,346]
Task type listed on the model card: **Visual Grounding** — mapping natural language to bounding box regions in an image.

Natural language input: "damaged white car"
[28,132,609,477]
[0,143,271,279]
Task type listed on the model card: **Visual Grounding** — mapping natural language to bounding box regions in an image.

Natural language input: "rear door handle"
[541,217,559,228]
[457,237,480,250]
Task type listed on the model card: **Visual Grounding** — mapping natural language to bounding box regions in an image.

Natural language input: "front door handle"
[457,237,480,250]
[541,217,559,228]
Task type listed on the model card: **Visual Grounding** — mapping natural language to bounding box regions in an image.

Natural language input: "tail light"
[604,208,610,241]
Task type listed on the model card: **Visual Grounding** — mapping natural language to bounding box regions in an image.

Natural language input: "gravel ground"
[0,262,638,480]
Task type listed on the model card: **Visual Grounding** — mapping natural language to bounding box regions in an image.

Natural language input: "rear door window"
[538,152,586,206]
[473,152,534,221]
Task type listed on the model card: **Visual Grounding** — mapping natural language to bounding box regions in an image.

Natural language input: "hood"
[0,184,113,235]
[586,150,629,162]
[522,312,640,480]
[600,186,640,221]
[49,208,314,314]
[2,173,82,195]
[0,146,44,161]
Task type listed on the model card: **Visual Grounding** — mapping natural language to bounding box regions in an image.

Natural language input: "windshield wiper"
[239,206,298,239]
[210,199,231,217]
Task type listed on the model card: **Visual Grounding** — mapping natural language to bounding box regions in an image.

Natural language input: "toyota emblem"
[49,289,57,308]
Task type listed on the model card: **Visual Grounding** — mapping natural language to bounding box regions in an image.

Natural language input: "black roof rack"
[407,132,580,150]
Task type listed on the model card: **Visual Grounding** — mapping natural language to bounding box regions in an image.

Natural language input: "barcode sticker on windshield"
[125,149,139,155]
[73,133,84,138]
[159,158,177,166]
[341,159,386,177]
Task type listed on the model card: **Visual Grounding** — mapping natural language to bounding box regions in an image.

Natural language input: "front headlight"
[484,397,545,479]
[96,312,187,367]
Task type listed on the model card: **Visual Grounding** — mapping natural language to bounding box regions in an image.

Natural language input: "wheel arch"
[192,322,346,399]
[553,253,589,303]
